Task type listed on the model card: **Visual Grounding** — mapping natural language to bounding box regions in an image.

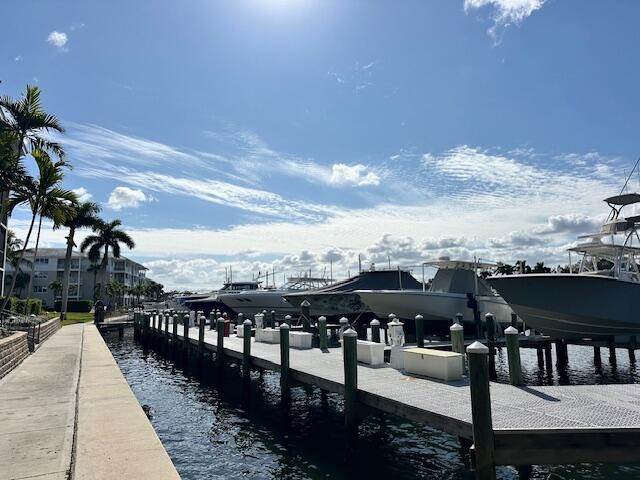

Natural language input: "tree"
[1,151,75,312]
[80,220,135,302]
[58,201,101,320]
[49,279,63,299]
[87,263,101,301]
[494,263,515,276]
[531,262,551,274]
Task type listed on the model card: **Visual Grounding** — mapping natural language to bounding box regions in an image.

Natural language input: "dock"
[142,317,640,468]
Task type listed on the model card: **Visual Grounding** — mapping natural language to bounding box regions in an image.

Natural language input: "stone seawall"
[0,331,29,379]
[38,317,61,345]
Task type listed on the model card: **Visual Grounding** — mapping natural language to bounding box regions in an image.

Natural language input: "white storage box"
[235,325,244,337]
[290,331,313,350]
[255,328,280,344]
[403,348,463,381]
[356,340,385,366]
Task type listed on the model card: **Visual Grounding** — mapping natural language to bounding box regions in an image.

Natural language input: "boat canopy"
[604,193,640,206]
[423,259,496,271]
[287,269,422,295]
[430,268,493,295]
[568,242,640,256]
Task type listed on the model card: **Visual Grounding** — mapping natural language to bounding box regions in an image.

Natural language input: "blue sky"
[3,0,640,289]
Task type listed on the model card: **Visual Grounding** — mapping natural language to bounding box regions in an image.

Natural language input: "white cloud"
[464,0,546,41]
[329,164,380,187]
[107,187,148,210]
[535,214,602,235]
[72,187,92,202]
[14,55,22,62]
[47,31,68,49]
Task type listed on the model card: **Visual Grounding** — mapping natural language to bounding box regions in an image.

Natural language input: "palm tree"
[58,201,100,320]
[87,263,101,301]
[80,220,135,302]
[49,279,63,300]
[1,151,75,312]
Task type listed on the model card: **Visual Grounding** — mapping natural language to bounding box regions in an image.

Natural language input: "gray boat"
[489,192,640,340]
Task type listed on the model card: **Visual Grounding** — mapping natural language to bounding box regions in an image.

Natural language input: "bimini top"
[568,242,640,256]
[424,259,496,271]
[604,193,640,206]
[286,269,422,296]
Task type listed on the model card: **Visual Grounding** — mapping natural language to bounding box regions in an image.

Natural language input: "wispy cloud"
[464,0,547,43]
[71,187,92,202]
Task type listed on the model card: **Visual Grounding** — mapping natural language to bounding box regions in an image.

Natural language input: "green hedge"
[0,298,42,315]
[54,299,93,313]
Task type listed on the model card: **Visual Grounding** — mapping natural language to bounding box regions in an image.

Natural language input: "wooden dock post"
[370,319,381,344]
[270,310,276,329]
[342,328,358,431]
[415,315,425,348]
[485,313,497,381]
[510,313,518,329]
[198,315,205,361]
[504,326,523,386]
[544,345,553,375]
[467,341,496,480]
[243,319,252,377]
[216,317,225,369]
[183,314,190,363]
[629,337,637,363]
[451,322,465,371]
[609,342,617,367]
[209,311,215,330]
[284,314,291,326]
[143,313,150,344]
[301,300,311,332]
[594,346,602,367]
[318,316,328,350]
[279,323,290,390]
[555,340,568,366]
[536,347,544,368]
[455,312,463,325]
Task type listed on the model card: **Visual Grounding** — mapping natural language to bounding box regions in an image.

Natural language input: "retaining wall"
[38,317,61,345]
[0,331,29,379]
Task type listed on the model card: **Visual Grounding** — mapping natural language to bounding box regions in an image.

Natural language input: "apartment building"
[4,247,148,308]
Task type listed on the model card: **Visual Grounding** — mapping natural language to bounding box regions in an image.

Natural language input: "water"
[105,331,640,479]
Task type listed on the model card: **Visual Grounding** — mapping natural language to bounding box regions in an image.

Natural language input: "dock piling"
[280,323,290,390]
[485,313,497,381]
[370,319,380,344]
[544,345,553,376]
[342,328,358,431]
[318,316,328,351]
[455,312,463,325]
[243,319,252,376]
[504,326,523,386]
[216,318,225,369]
[301,300,311,332]
[209,311,215,330]
[451,322,465,369]
[467,341,496,480]
[594,346,602,367]
[198,315,205,360]
[415,315,425,348]
[183,314,190,363]
[271,310,276,329]
[510,313,518,329]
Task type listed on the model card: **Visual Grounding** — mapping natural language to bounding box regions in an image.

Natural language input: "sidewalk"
[0,323,180,480]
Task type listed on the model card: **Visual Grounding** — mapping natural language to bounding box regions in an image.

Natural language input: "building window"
[35,258,49,265]
[33,286,47,293]
[57,258,80,269]
[34,271,48,279]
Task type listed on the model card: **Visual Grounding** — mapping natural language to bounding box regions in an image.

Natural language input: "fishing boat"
[489,192,640,340]
[218,275,330,321]
[284,268,423,321]
[356,259,515,328]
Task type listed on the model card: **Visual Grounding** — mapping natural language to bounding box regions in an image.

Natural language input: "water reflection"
[105,331,640,480]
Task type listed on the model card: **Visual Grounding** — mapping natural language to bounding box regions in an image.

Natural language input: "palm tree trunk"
[60,226,76,320]
[101,247,109,303]
[25,214,44,302]
[1,212,36,314]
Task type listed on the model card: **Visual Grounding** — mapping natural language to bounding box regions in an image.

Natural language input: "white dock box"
[356,340,385,366]
[403,348,463,381]
[290,331,313,350]
[255,328,280,344]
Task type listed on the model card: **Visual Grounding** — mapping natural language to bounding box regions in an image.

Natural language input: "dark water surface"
[105,331,640,480]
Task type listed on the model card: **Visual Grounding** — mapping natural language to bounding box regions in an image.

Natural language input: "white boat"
[356,259,515,326]
[185,281,261,315]
[217,276,330,320]
[489,192,640,340]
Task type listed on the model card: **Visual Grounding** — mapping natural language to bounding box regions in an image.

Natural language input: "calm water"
[105,331,640,480]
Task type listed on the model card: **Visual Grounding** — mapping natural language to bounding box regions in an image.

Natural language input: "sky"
[3,0,640,290]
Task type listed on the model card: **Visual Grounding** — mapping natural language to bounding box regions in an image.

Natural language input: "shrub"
[54,299,93,313]
[0,297,19,312]
[14,299,28,315]
[27,299,42,316]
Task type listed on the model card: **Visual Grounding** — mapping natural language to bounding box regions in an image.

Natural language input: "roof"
[22,247,148,269]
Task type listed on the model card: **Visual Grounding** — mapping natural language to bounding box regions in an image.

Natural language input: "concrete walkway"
[0,323,180,480]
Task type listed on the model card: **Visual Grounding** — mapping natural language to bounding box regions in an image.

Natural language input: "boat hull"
[284,292,369,319]
[355,290,515,325]
[218,291,299,320]
[488,274,640,340]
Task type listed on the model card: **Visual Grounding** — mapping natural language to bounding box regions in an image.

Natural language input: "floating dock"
[140,316,640,468]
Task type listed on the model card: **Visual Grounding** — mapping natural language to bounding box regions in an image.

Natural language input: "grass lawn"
[55,312,95,326]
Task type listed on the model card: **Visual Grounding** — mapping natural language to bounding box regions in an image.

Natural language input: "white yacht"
[489,192,640,340]
[184,281,261,315]
[356,259,515,326]
[217,276,330,321]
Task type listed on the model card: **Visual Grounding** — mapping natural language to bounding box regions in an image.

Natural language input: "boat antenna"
[620,156,640,195]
